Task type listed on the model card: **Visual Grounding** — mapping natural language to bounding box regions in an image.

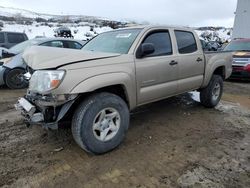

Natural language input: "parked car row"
[0,29,249,91]
[0,37,85,89]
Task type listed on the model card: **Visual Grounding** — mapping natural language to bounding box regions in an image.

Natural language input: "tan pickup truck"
[17,26,232,154]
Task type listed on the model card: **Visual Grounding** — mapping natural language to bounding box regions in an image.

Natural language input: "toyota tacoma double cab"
[16,26,232,154]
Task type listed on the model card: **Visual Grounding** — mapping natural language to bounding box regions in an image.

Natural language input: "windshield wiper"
[234,50,250,52]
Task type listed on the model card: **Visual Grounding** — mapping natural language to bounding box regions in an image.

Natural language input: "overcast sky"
[0,0,237,27]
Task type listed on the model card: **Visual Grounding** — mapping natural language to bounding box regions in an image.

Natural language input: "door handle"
[197,57,203,62]
[169,60,178,66]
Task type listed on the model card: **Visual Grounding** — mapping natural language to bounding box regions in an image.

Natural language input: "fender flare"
[70,72,136,109]
[202,61,226,88]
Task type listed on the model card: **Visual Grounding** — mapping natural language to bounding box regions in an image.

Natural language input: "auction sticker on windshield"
[116,33,132,38]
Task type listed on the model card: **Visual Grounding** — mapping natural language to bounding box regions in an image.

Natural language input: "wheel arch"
[69,72,136,110]
[213,66,226,79]
[202,64,226,88]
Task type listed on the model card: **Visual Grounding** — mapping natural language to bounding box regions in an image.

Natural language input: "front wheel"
[200,75,223,108]
[5,68,28,89]
[72,92,130,154]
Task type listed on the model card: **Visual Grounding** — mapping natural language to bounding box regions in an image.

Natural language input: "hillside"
[0,6,111,22]
[0,6,232,42]
[0,6,129,40]
[0,6,52,19]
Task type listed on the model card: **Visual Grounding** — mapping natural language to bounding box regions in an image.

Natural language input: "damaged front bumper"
[15,93,78,129]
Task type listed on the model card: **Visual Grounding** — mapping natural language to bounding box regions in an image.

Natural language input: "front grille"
[233,58,250,67]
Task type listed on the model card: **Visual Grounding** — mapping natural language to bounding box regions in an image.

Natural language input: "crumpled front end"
[15,92,78,129]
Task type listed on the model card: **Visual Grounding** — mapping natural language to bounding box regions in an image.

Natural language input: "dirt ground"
[0,81,250,188]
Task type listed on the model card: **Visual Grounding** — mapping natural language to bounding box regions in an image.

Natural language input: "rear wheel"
[200,75,223,108]
[5,68,28,89]
[72,92,129,154]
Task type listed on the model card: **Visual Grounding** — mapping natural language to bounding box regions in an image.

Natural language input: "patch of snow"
[1,22,112,40]
[189,91,200,102]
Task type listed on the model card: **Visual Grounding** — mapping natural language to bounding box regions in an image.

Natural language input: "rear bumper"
[16,94,77,129]
[231,67,250,79]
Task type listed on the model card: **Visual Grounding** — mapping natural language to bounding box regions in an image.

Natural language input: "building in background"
[232,0,250,39]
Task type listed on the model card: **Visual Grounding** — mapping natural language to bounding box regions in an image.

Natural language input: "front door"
[135,30,178,105]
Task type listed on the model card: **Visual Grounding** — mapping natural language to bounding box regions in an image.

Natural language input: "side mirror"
[2,50,15,58]
[137,43,155,58]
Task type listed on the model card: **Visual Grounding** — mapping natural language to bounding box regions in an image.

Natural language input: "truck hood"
[22,46,121,70]
[233,51,250,58]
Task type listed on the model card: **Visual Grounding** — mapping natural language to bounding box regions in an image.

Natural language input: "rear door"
[174,30,205,93]
[135,30,178,105]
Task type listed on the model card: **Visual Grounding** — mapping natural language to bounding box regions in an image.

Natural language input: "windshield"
[224,40,250,51]
[82,29,142,54]
[10,39,40,54]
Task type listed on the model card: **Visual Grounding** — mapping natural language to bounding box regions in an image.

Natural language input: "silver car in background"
[0,38,85,89]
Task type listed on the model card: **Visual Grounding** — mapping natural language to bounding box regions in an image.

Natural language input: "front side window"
[7,33,25,43]
[175,31,197,54]
[82,29,142,54]
[0,33,4,43]
[142,31,172,57]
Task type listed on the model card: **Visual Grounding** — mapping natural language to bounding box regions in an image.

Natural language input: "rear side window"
[63,41,83,49]
[7,33,25,43]
[175,31,197,54]
[0,33,4,43]
[41,41,64,48]
[142,31,172,57]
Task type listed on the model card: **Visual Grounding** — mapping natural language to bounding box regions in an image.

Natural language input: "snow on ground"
[189,91,200,102]
[2,22,232,42]
[1,22,112,40]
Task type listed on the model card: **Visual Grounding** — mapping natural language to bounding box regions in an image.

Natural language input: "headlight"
[29,70,65,93]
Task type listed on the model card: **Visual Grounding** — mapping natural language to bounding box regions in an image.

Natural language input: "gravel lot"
[0,81,250,188]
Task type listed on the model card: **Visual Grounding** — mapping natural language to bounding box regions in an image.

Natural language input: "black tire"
[200,75,223,108]
[72,92,130,154]
[5,68,28,89]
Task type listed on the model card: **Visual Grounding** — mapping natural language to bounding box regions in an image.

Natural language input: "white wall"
[232,0,250,39]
